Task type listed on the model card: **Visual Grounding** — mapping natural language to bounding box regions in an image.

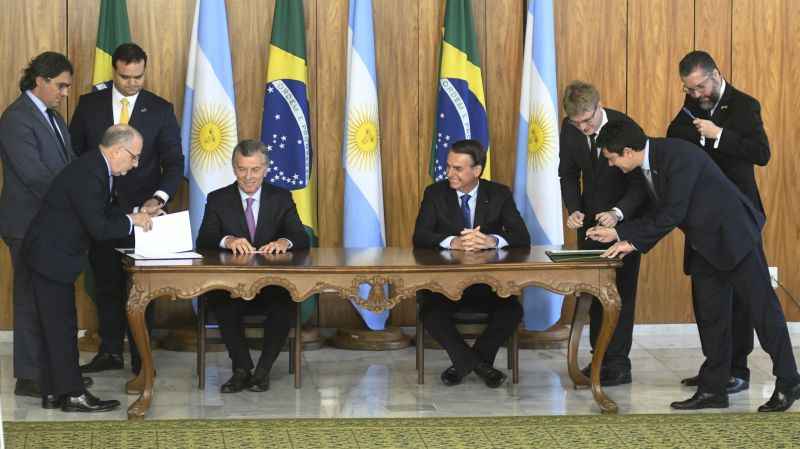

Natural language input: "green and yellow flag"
[92,0,131,90]
[262,0,317,323]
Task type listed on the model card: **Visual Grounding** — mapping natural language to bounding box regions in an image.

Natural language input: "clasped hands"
[451,226,498,251]
[226,237,291,255]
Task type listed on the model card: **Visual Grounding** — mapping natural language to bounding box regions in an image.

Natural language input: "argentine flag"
[513,0,565,330]
[342,0,389,330]
[181,0,238,240]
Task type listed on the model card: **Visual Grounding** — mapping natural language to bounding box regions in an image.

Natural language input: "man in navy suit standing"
[588,120,800,412]
[69,43,184,375]
[0,52,77,398]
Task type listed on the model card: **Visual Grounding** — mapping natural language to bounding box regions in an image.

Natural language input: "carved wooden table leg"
[294,301,302,389]
[590,279,621,414]
[126,286,155,420]
[567,293,593,388]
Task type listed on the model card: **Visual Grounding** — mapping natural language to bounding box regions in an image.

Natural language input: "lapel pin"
[140,108,147,113]
[720,105,728,111]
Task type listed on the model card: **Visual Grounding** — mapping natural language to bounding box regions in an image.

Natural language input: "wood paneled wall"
[1,0,798,330]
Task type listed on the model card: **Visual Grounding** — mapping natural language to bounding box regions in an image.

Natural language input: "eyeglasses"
[568,105,599,128]
[682,73,713,95]
[121,147,140,162]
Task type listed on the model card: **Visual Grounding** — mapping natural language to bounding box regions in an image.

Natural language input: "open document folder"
[545,249,608,262]
[130,210,202,259]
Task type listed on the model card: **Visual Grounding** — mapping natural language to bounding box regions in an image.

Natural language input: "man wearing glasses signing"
[557,81,648,386]
[667,51,771,396]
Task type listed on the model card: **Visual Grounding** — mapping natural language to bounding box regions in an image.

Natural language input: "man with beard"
[666,50,771,395]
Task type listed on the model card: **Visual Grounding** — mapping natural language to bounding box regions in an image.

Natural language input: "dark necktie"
[642,169,659,202]
[460,193,472,229]
[589,133,598,165]
[245,197,256,242]
[46,109,68,160]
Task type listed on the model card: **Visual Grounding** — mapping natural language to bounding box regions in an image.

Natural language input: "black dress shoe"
[758,383,800,412]
[681,375,748,394]
[61,391,121,413]
[42,394,62,409]
[221,368,252,393]
[579,365,631,386]
[80,353,124,373]
[14,378,41,398]
[474,363,507,389]
[248,369,270,392]
[670,391,729,410]
[440,366,464,386]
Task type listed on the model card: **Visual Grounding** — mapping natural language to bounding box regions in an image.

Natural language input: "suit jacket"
[69,88,184,211]
[558,108,648,247]
[666,83,769,214]
[616,138,764,275]
[23,151,131,284]
[0,93,74,239]
[413,179,530,249]
[196,181,310,251]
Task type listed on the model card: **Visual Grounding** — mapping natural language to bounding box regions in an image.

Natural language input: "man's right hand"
[225,237,255,255]
[566,211,585,229]
[129,212,153,231]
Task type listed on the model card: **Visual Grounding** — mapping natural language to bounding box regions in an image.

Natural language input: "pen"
[681,107,696,120]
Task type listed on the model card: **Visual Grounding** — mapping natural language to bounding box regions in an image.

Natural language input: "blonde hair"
[562,81,599,118]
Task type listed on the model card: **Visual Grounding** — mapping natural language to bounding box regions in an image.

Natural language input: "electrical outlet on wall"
[768,266,778,289]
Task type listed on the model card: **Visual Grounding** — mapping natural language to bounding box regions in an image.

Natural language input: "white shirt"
[439,184,509,249]
[700,80,726,149]
[25,90,65,144]
[590,109,624,221]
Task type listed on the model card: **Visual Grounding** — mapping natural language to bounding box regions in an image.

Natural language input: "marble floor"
[1,324,799,422]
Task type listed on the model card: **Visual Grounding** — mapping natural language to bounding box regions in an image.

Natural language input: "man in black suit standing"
[588,120,800,412]
[0,52,76,398]
[24,124,154,412]
[558,81,648,386]
[413,139,530,389]
[196,139,309,393]
[667,50,770,394]
[69,43,184,374]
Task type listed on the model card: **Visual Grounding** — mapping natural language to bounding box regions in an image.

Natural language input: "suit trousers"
[418,284,523,377]
[8,238,43,382]
[206,286,295,373]
[88,237,153,372]
[588,252,641,371]
[691,288,754,381]
[692,246,799,394]
[28,270,84,396]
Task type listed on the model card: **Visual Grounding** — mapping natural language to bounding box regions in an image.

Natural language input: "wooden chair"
[196,294,298,390]
[415,301,520,385]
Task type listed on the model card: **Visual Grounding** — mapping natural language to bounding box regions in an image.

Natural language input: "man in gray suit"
[0,52,77,398]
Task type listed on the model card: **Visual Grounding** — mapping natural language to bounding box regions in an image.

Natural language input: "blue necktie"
[460,193,471,229]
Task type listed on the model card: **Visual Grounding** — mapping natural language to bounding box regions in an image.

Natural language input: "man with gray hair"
[558,81,648,386]
[23,124,154,412]
[196,139,309,393]
[667,50,771,394]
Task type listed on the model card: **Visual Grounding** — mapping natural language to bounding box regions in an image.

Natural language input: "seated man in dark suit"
[23,124,154,412]
[413,139,530,388]
[196,139,309,393]
[588,120,800,412]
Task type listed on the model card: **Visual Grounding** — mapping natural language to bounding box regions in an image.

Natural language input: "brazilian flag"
[262,0,317,324]
[430,0,491,181]
[91,0,131,91]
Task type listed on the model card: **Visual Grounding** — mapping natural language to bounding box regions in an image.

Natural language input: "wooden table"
[123,246,622,419]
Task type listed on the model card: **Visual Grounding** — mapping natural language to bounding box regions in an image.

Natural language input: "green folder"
[545,249,609,262]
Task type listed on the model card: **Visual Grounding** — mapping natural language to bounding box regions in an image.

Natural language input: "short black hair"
[449,139,486,172]
[112,43,148,69]
[596,120,647,155]
[18,52,73,92]
[679,50,718,77]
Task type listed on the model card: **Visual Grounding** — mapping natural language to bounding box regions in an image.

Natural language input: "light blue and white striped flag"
[342,0,389,330]
[513,0,564,330]
[181,0,238,240]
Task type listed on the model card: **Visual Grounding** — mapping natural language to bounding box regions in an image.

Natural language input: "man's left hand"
[602,241,635,259]
[458,226,498,251]
[141,198,164,216]
[259,238,291,254]
[692,118,722,139]
[586,226,619,243]
[595,211,619,227]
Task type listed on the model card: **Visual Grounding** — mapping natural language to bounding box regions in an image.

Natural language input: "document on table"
[133,210,200,258]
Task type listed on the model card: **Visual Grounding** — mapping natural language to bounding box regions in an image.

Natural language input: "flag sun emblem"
[527,103,556,170]
[190,104,237,173]
[346,107,379,170]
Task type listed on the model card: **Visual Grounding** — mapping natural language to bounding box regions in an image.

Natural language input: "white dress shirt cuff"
[127,215,133,234]
[492,234,509,249]
[154,190,170,204]
[713,129,723,149]
[612,207,624,221]
[280,238,294,249]
[440,236,456,249]
[219,236,231,249]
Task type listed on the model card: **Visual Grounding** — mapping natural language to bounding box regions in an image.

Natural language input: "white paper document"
[133,210,197,258]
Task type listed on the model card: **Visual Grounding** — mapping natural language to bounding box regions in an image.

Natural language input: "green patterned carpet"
[4,413,800,449]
